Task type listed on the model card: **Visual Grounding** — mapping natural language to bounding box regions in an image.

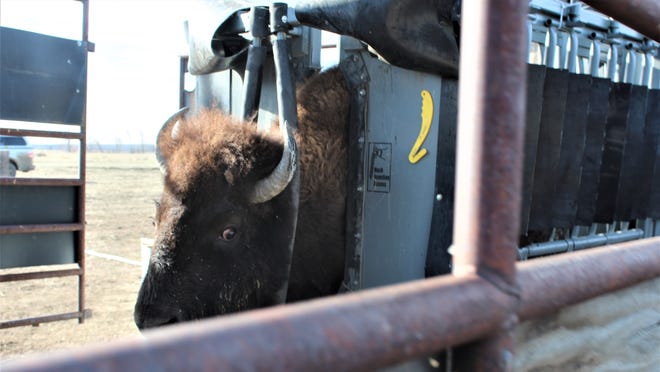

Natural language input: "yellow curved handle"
[409,90,433,164]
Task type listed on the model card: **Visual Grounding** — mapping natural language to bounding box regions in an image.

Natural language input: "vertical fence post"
[77,0,90,324]
[452,0,528,370]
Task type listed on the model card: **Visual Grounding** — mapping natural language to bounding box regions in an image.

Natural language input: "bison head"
[134,108,299,329]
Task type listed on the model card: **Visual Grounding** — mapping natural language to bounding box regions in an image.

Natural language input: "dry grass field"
[1,150,161,362]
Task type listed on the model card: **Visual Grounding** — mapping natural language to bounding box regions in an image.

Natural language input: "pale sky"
[0,0,189,145]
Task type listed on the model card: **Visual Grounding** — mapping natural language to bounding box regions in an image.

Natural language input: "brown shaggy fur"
[158,68,349,207]
[157,111,282,197]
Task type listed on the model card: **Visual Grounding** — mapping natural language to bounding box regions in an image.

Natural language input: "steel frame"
[4,0,660,369]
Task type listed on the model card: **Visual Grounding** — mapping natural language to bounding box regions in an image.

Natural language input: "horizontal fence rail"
[5,238,660,371]
[0,128,83,140]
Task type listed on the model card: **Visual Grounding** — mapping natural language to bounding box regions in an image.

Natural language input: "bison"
[134,68,350,329]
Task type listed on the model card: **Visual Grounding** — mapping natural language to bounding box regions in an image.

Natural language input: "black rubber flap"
[425,78,458,277]
[645,89,660,219]
[594,82,632,223]
[615,85,648,220]
[529,68,569,231]
[520,64,547,234]
[551,73,591,228]
[576,77,611,225]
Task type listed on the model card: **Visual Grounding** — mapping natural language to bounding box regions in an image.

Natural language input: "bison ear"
[156,107,189,174]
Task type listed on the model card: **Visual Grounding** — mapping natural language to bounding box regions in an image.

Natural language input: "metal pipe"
[547,27,557,68]
[618,50,628,82]
[0,268,82,283]
[626,50,638,84]
[240,6,269,120]
[178,57,188,109]
[518,237,660,321]
[4,274,512,372]
[6,238,659,371]
[0,223,84,235]
[0,128,83,139]
[608,44,618,80]
[559,32,568,69]
[78,0,90,325]
[271,4,298,131]
[0,178,82,187]
[581,0,660,42]
[518,228,644,259]
[642,52,653,87]
[452,0,528,369]
[269,2,299,304]
[0,311,90,330]
[568,32,578,73]
[591,39,601,77]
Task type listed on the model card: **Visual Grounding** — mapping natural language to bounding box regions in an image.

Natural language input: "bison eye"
[221,226,238,241]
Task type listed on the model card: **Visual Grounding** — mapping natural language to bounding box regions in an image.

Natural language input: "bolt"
[357,186,364,192]
[436,194,443,201]
[281,15,288,24]
[358,88,366,96]
[358,137,364,144]
[360,72,367,81]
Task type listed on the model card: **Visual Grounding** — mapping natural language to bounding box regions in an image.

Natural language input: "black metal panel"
[650,161,660,219]
[646,90,660,219]
[576,77,611,225]
[0,232,76,269]
[425,78,458,277]
[520,64,546,234]
[529,68,569,231]
[615,85,648,220]
[634,89,660,219]
[594,83,632,223]
[0,27,86,125]
[0,186,78,225]
[551,73,591,228]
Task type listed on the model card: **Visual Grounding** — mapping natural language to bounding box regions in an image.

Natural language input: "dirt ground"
[1,151,161,362]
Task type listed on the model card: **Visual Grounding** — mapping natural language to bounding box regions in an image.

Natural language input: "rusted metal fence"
[4,0,660,370]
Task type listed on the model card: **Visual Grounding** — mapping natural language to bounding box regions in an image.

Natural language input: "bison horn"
[155,107,189,174]
[249,120,298,204]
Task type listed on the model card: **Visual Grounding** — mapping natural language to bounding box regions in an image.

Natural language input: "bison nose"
[134,306,181,330]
